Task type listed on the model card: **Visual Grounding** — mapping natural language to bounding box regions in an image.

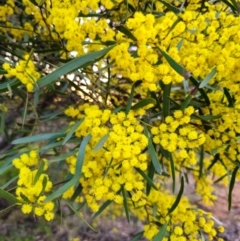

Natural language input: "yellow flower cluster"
[152,107,205,159]
[2,54,41,92]
[63,103,226,240]
[12,151,55,221]
[64,104,149,211]
[137,187,224,241]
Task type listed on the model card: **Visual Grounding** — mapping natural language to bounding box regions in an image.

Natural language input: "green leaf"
[116,25,137,41]
[228,166,239,211]
[152,222,168,241]
[221,0,238,13]
[0,109,5,134]
[122,186,130,222]
[1,175,18,190]
[36,45,116,88]
[0,189,21,204]
[70,184,83,202]
[44,176,79,202]
[144,126,162,175]
[33,160,45,185]
[189,76,210,106]
[92,199,113,220]
[158,47,187,77]
[65,201,97,232]
[180,94,192,110]
[195,114,221,122]
[167,176,184,215]
[177,39,184,51]
[162,82,172,119]
[126,81,142,115]
[135,167,158,194]
[75,134,92,179]
[37,175,48,199]
[0,204,17,218]
[200,231,206,241]
[130,231,144,241]
[150,92,162,111]
[48,150,78,163]
[34,89,40,106]
[169,154,175,193]
[157,0,180,14]
[20,192,30,203]
[62,119,84,145]
[93,134,109,151]
[199,145,204,178]
[224,87,234,107]
[12,132,65,144]
[230,0,239,10]
[199,67,217,89]
[132,98,156,110]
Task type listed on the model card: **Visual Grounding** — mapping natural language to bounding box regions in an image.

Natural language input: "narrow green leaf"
[75,134,92,179]
[199,145,204,178]
[48,149,78,163]
[177,39,184,51]
[189,76,210,106]
[224,87,234,107]
[0,189,20,204]
[93,133,109,151]
[221,0,238,13]
[33,160,45,185]
[126,81,142,115]
[132,98,156,110]
[22,91,29,129]
[230,0,239,10]
[34,89,40,107]
[12,132,65,144]
[20,192,30,203]
[0,110,5,134]
[122,186,130,222]
[1,175,18,190]
[92,200,112,220]
[130,231,144,241]
[37,175,48,199]
[169,154,175,193]
[167,176,184,215]
[62,119,84,145]
[228,166,239,211]
[146,162,156,195]
[36,45,116,88]
[144,126,162,174]
[66,201,97,232]
[158,0,180,14]
[116,25,137,41]
[200,231,206,241]
[162,82,172,119]
[135,167,158,193]
[44,176,79,202]
[150,92,162,111]
[0,204,17,218]
[152,222,168,241]
[158,47,187,77]
[70,184,83,202]
[180,95,192,111]
[199,67,217,89]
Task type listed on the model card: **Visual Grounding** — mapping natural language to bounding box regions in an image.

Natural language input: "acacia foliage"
[0,0,240,240]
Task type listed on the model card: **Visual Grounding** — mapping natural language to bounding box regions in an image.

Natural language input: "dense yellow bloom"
[13,151,54,221]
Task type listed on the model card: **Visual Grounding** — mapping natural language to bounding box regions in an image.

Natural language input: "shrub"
[0,0,239,240]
